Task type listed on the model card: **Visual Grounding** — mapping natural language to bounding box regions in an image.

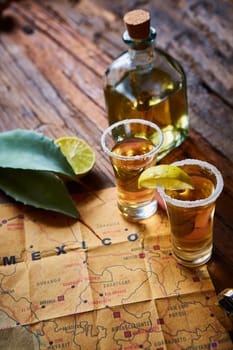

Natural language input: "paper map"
[0,187,232,349]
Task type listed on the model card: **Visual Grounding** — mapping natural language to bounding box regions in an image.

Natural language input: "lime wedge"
[138,164,193,190]
[55,137,95,177]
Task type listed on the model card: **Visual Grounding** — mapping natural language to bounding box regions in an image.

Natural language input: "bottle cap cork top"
[124,9,150,40]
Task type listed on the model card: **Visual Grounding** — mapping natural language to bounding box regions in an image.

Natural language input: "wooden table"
[0,0,232,294]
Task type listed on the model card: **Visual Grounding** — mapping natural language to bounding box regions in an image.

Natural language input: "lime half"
[138,164,193,190]
[55,136,95,177]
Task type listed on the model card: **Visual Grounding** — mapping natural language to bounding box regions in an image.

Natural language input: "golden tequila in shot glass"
[101,119,163,220]
[159,159,224,267]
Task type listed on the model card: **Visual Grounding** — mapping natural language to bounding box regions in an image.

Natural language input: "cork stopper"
[124,9,150,40]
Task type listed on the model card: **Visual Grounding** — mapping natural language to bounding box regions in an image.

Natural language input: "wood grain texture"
[0,0,232,287]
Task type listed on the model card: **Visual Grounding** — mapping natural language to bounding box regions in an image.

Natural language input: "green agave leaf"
[0,129,76,179]
[0,168,79,219]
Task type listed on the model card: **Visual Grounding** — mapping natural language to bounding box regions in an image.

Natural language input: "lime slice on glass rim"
[138,164,193,190]
[55,136,95,177]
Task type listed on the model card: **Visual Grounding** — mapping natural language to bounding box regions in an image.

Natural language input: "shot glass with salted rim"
[158,159,224,267]
[101,119,163,221]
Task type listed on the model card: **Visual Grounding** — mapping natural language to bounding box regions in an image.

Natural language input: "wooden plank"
[1,2,109,138]
[0,37,66,130]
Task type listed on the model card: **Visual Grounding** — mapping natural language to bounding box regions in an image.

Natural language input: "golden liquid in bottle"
[104,68,189,160]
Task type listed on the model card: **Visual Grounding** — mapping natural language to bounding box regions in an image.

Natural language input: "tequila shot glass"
[158,159,224,267]
[101,119,163,221]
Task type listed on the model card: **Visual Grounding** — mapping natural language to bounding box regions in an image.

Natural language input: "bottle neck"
[122,27,156,66]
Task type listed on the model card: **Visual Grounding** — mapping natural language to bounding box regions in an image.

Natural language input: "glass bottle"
[103,9,189,160]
